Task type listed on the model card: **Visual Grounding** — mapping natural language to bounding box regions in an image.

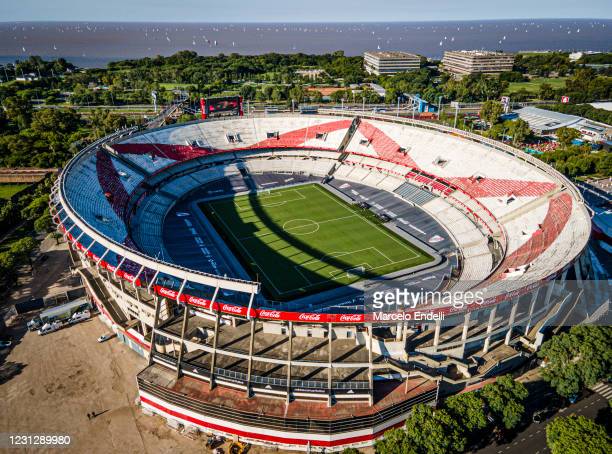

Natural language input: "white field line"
[232,188,306,211]
[212,184,425,295]
[239,214,358,240]
[313,184,420,261]
[208,207,284,295]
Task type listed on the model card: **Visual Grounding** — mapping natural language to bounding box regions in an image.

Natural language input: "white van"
[38,321,62,336]
[69,310,91,324]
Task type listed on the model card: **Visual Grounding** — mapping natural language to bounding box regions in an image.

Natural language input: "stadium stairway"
[337,116,361,157]
[394,181,438,206]
[497,185,563,224]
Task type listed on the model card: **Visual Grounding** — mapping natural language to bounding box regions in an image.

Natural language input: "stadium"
[51,101,593,450]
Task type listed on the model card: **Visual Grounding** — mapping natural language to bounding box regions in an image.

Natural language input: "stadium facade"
[51,111,593,450]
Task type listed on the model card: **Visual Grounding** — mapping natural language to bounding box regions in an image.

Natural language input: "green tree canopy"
[445,391,488,432]
[9,236,37,259]
[30,108,81,135]
[479,100,504,127]
[546,415,610,454]
[555,126,581,147]
[403,404,467,454]
[538,325,612,397]
[374,426,417,454]
[507,118,531,145]
[481,375,529,429]
[34,212,52,233]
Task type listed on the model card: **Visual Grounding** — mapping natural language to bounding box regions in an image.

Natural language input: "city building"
[442,50,515,77]
[363,51,421,75]
[516,106,611,141]
[295,69,327,80]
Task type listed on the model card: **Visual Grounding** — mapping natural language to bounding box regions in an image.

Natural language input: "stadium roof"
[515,106,582,134]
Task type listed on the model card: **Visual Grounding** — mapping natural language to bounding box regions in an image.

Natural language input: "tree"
[30,108,81,135]
[9,236,37,260]
[507,119,531,145]
[445,392,488,432]
[288,85,305,104]
[239,84,256,101]
[479,100,504,127]
[271,87,284,103]
[403,404,467,454]
[341,448,361,454]
[89,109,129,138]
[538,326,612,397]
[2,96,33,129]
[0,250,17,285]
[34,212,52,233]
[539,82,556,100]
[481,375,529,430]
[261,85,274,101]
[487,123,505,140]
[555,127,581,148]
[21,195,48,221]
[546,415,610,454]
[374,427,416,454]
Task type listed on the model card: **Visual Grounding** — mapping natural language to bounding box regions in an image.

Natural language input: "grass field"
[505,77,567,95]
[200,184,433,300]
[0,184,30,200]
[159,83,197,90]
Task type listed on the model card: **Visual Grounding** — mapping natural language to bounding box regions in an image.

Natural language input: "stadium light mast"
[151,90,158,113]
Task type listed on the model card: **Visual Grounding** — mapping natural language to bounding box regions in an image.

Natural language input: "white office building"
[364,51,421,75]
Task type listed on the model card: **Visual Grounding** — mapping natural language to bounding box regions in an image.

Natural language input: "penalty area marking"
[233,188,306,211]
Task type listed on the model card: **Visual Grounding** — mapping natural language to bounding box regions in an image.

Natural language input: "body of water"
[0,19,610,67]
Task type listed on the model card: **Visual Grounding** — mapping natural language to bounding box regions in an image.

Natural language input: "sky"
[2,0,611,22]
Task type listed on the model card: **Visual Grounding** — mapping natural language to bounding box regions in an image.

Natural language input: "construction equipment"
[229,441,249,454]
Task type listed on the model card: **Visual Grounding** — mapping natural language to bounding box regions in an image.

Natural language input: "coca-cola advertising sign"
[298,313,322,322]
[337,314,363,322]
[221,304,245,315]
[186,295,211,308]
[258,310,282,319]
[156,286,178,299]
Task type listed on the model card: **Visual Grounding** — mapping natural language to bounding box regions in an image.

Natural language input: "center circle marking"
[282,218,320,235]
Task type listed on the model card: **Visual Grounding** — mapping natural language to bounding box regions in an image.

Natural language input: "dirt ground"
[5,235,81,308]
[0,316,208,454]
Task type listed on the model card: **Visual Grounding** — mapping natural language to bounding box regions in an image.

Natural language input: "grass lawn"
[200,184,433,301]
[0,184,30,200]
[505,77,567,95]
[159,83,197,90]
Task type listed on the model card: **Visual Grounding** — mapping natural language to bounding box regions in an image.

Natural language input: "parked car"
[97,333,113,343]
[27,319,42,331]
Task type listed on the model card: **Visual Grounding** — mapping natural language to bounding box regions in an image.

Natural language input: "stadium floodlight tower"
[151,90,157,113]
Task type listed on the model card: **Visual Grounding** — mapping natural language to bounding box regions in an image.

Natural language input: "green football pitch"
[200,184,433,301]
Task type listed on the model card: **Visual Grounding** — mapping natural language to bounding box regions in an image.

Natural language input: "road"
[476,389,609,454]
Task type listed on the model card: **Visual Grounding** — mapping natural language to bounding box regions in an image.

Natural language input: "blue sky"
[2,0,611,22]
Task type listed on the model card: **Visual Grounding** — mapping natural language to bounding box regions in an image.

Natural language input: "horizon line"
[1,17,612,24]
